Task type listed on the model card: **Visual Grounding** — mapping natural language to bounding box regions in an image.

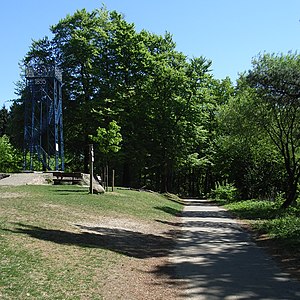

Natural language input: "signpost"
[89,144,94,194]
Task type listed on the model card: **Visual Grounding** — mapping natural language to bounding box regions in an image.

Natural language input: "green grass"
[0,185,182,299]
[215,199,300,249]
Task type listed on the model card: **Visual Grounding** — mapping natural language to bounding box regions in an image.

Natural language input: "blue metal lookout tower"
[24,63,64,171]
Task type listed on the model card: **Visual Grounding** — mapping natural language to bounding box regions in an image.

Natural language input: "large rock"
[93,183,105,194]
[81,173,105,193]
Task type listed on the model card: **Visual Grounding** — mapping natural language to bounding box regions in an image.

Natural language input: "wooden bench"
[53,172,83,185]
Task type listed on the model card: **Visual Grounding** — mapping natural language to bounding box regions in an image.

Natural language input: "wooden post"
[89,144,94,194]
[106,165,109,192]
[112,169,115,192]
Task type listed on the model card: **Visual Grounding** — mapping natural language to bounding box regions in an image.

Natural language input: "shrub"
[210,183,238,202]
[0,135,22,172]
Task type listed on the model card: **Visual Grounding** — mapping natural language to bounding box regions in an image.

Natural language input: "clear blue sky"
[1,0,300,108]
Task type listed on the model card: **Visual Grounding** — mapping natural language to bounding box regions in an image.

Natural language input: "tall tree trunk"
[282,176,298,208]
[167,160,173,193]
[160,160,173,193]
[204,167,214,195]
[122,161,131,187]
[83,141,89,173]
[160,164,167,193]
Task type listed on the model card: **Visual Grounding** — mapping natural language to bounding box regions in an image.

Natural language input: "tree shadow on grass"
[154,206,181,216]
[163,193,185,205]
[53,189,88,193]
[51,188,89,196]
[5,223,174,259]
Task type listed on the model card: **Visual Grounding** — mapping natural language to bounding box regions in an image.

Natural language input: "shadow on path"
[153,199,300,299]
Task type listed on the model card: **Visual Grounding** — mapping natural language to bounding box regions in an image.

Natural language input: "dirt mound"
[0,173,53,186]
[0,173,104,192]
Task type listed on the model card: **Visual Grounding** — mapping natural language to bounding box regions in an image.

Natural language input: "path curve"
[170,199,300,299]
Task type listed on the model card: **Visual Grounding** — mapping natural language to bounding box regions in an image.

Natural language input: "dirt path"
[165,199,300,299]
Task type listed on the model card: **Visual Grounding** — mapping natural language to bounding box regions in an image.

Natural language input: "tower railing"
[24,63,64,171]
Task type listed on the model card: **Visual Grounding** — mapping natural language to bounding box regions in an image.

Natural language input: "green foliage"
[5,102,24,150]
[14,5,218,192]
[213,128,285,200]
[215,55,300,204]
[90,120,122,155]
[20,5,216,191]
[0,105,9,136]
[260,215,300,243]
[14,4,300,203]
[245,52,300,207]
[223,199,279,220]
[210,183,237,202]
[220,199,300,248]
[0,135,22,172]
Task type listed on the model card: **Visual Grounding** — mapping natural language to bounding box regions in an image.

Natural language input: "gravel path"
[169,199,300,299]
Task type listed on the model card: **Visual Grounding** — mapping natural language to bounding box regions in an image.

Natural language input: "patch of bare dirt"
[73,217,183,299]
[8,214,183,299]
[99,256,181,300]
[0,192,27,199]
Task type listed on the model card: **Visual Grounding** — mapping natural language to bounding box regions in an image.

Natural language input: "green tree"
[175,76,235,197]
[51,8,111,172]
[6,102,24,150]
[90,120,122,156]
[200,77,235,195]
[246,53,300,207]
[215,83,286,200]
[137,53,212,192]
[0,135,22,172]
[0,106,9,137]
[90,119,122,189]
[17,6,215,195]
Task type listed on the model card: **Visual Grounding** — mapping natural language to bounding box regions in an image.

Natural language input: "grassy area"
[0,185,182,299]
[215,199,300,250]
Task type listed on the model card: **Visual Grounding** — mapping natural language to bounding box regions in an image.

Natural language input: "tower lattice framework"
[24,63,64,171]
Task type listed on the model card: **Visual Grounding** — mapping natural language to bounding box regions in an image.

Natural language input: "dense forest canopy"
[1,7,300,208]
